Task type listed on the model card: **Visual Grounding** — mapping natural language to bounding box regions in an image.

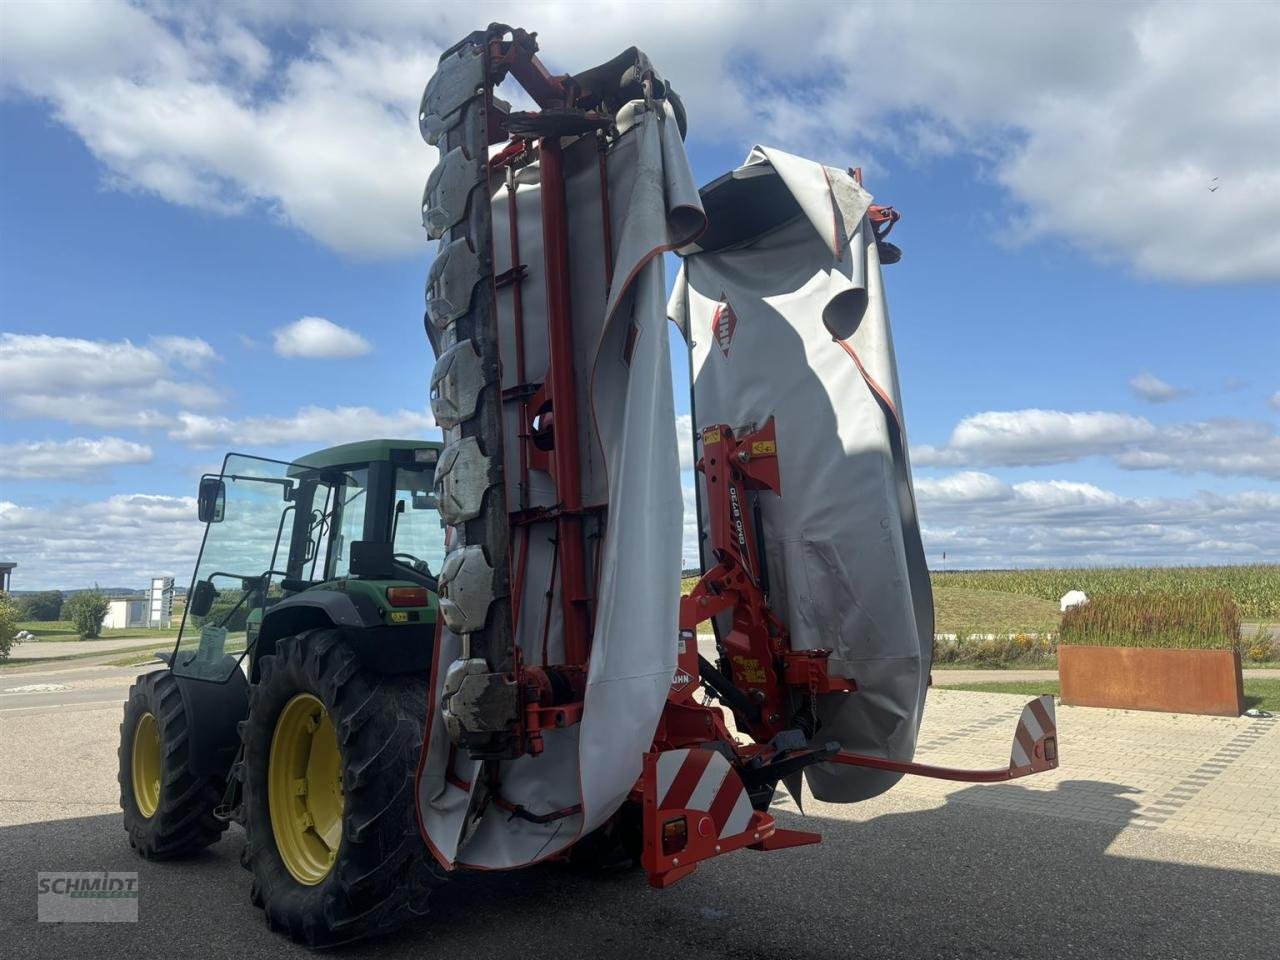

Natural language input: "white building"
[103,596,148,630]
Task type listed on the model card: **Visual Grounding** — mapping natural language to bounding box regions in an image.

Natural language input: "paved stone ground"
[879,689,1280,849]
[4,674,1275,850]
[2,676,1277,959]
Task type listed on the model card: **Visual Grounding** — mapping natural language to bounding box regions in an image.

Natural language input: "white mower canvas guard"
[669,146,935,803]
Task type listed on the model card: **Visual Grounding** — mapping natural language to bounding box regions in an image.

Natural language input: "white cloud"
[0,437,153,479]
[8,469,1273,590]
[0,1,433,256]
[1129,371,1187,403]
[0,332,211,393]
[678,467,1278,572]
[916,471,1280,567]
[1270,391,1280,410]
[0,332,222,428]
[169,404,435,448]
[273,316,372,359]
[675,413,695,470]
[913,471,1013,504]
[0,493,198,590]
[916,408,1280,480]
[681,475,700,569]
[151,335,218,367]
[916,409,1155,467]
[1,2,1275,279]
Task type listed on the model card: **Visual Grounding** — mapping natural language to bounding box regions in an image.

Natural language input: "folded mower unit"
[415,24,1060,887]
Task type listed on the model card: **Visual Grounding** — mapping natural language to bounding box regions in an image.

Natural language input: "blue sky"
[1,1,1277,590]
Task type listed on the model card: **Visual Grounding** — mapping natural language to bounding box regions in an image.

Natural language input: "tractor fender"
[255,590,379,667]
[257,590,433,678]
[153,652,249,778]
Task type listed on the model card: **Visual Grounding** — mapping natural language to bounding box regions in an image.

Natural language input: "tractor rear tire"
[118,669,229,858]
[238,629,443,948]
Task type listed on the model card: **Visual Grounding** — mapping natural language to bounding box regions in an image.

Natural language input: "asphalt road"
[1,665,1277,959]
[0,663,162,711]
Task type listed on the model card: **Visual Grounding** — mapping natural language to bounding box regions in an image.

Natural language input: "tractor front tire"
[239,629,442,948]
[118,669,229,858]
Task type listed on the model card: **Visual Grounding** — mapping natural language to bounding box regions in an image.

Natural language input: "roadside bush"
[1245,627,1277,663]
[0,593,17,663]
[16,590,63,622]
[191,595,250,633]
[1058,590,1240,650]
[932,631,1055,666]
[64,589,111,639]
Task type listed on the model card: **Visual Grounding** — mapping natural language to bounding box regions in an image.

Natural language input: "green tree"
[193,595,250,632]
[0,593,17,663]
[64,589,111,639]
[16,590,64,622]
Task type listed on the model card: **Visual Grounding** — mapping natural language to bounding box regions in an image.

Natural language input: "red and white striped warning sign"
[712,297,737,358]
[1009,694,1057,774]
[655,748,755,839]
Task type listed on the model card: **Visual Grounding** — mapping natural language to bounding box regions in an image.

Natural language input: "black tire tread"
[118,669,228,859]
[238,629,445,948]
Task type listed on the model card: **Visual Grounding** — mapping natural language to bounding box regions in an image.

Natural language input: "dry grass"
[932,587,1060,637]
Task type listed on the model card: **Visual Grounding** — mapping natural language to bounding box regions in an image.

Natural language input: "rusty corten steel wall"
[1058,645,1244,717]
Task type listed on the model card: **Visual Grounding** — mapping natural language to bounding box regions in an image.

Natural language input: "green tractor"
[118,439,447,945]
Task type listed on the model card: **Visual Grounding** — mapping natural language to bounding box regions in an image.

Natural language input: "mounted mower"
[117,25,1059,949]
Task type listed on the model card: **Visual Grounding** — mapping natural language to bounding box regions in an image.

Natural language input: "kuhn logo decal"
[712,296,737,357]
[671,669,693,688]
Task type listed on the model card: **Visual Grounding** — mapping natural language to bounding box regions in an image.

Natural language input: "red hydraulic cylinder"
[538,137,592,666]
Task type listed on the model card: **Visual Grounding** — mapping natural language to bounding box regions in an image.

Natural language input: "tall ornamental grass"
[1058,590,1241,650]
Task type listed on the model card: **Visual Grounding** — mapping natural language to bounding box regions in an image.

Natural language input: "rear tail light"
[386,586,430,607]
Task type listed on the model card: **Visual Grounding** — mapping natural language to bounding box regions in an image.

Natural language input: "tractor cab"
[173,438,446,683]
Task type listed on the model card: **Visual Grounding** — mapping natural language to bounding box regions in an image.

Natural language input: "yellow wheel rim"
[131,711,162,819]
[268,693,343,885]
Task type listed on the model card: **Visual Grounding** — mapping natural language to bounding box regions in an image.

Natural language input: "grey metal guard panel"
[426,237,483,330]
[433,436,495,525]
[437,544,497,634]
[423,145,484,239]
[419,45,486,146]
[430,339,488,429]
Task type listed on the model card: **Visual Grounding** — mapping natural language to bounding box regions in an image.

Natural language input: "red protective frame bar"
[536,138,593,666]
[827,749,1053,784]
[479,27,599,754]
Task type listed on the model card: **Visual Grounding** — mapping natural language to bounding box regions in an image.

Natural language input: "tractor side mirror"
[189,579,218,618]
[198,477,226,523]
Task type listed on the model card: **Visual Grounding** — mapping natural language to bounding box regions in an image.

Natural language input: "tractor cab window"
[172,455,354,683]
[391,466,446,578]
[172,454,298,681]
[326,468,369,580]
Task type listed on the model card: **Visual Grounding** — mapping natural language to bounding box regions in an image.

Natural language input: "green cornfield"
[930,565,1279,621]
[1058,590,1240,650]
